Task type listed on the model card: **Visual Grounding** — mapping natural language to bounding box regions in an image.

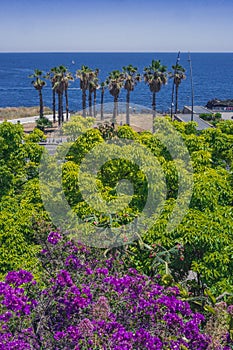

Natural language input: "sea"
[0,52,233,113]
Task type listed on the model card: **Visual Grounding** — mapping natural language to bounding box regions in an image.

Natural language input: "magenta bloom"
[5,270,34,287]
[47,231,62,245]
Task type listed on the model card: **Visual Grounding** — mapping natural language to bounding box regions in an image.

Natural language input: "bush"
[199,113,222,123]
[199,113,213,121]
[1,231,229,349]
[36,116,52,131]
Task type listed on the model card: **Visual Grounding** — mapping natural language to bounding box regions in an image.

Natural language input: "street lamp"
[188,52,194,122]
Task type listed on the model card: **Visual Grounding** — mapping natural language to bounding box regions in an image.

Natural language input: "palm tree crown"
[144,60,167,93]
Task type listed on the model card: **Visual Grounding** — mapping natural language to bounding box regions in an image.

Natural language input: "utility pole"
[170,51,180,121]
[188,52,194,121]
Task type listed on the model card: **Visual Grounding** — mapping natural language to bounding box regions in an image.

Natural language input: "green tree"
[0,121,24,169]
[62,115,95,141]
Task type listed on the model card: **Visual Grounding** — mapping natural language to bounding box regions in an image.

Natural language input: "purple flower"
[96,268,109,276]
[54,331,66,340]
[227,305,233,316]
[0,312,12,322]
[56,270,73,287]
[5,270,34,287]
[47,231,62,245]
[0,237,219,349]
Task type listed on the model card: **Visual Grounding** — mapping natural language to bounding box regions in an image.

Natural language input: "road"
[0,114,55,125]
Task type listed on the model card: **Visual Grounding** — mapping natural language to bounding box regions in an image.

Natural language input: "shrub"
[36,116,52,131]
[0,231,226,349]
[199,113,213,121]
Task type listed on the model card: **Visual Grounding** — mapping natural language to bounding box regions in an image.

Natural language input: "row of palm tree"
[29,66,74,126]
[29,60,186,127]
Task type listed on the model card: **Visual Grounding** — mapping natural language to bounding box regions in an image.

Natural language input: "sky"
[0,0,232,52]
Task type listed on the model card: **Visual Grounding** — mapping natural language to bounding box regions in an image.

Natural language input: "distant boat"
[71,60,75,65]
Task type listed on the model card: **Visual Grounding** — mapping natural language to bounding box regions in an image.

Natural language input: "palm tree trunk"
[126,90,130,125]
[113,96,118,123]
[65,89,69,121]
[88,89,92,116]
[52,89,56,123]
[101,89,104,121]
[82,89,86,117]
[152,92,156,133]
[175,84,178,115]
[93,89,97,118]
[116,101,119,116]
[39,89,43,118]
[58,92,63,126]
[61,93,64,123]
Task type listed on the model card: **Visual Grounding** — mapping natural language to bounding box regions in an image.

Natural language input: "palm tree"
[144,60,167,132]
[52,66,67,126]
[170,63,186,115]
[92,74,99,118]
[46,67,58,123]
[88,68,99,117]
[123,65,141,125]
[106,70,124,123]
[76,65,92,117]
[29,69,46,118]
[100,81,106,121]
[62,67,74,121]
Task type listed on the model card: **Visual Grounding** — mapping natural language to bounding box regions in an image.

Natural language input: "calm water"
[0,52,233,112]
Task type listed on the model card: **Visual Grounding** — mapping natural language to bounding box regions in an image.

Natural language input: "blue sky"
[0,0,232,52]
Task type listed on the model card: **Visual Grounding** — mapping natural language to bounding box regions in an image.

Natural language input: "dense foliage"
[0,116,233,348]
[0,231,232,349]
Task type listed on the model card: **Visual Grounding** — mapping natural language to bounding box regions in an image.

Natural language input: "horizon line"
[0,51,233,54]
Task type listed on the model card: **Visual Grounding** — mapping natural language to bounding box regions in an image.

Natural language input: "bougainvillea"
[0,231,232,349]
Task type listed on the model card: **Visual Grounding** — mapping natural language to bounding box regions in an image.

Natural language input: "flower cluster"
[5,270,34,287]
[0,232,232,349]
[47,231,62,245]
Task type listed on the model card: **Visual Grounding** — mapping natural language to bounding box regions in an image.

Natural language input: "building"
[206,99,233,112]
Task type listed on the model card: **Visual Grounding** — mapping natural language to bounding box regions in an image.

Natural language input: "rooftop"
[174,114,213,130]
[183,105,212,114]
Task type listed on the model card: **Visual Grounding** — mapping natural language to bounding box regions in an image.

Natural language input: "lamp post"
[188,52,194,122]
